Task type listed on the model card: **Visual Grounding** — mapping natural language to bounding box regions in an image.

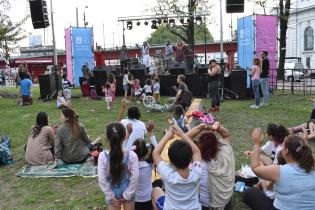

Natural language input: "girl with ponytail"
[250,128,315,210]
[98,122,139,210]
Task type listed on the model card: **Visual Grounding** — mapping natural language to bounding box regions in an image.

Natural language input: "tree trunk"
[186,0,196,74]
[277,0,291,80]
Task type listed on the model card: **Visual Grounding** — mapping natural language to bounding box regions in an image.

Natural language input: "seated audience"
[188,123,234,210]
[133,138,156,210]
[54,108,92,163]
[167,74,191,112]
[25,112,55,165]
[244,124,289,165]
[289,108,315,140]
[56,90,71,109]
[152,125,202,210]
[98,122,139,210]
[117,99,147,151]
[249,128,315,210]
[171,104,189,132]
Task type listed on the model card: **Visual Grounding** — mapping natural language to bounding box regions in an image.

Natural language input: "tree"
[0,0,27,61]
[253,0,268,15]
[147,24,213,44]
[152,0,210,73]
[278,0,291,80]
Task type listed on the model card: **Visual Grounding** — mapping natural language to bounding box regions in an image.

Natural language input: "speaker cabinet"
[230,70,247,98]
[29,0,50,29]
[226,0,244,13]
[39,74,55,99]
[168,63,186,75]
[130,64,146,76]
[195,64,209,74]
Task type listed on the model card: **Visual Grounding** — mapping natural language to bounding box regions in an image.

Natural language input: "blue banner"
[72,27,94,86]
[237,16,254,88]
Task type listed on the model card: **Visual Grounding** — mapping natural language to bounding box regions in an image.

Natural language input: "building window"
[304,27,314,51]
[306,57,311,68]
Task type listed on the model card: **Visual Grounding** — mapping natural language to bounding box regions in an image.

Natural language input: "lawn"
[0,86,314,210]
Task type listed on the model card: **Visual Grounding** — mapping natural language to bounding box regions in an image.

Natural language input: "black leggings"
[208,81,220,108]
[135,200,152,210]
[243,187,278,210]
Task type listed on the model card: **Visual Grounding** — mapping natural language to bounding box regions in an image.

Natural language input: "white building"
[286,0,315,69]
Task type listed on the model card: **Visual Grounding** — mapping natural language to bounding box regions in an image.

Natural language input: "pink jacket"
[98,150,139,201]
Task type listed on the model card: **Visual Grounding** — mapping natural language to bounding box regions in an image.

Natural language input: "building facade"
[286,0,315,69]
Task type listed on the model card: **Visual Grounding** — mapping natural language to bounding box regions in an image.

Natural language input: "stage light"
[163,19,168,23]
[136,21,140,26]
[151,20,158,29]
[180,18,185,24]
[187,18,192,23]
[157,19,162,24]
[144,21,148,26]
[169,19,175,28]
[127,21,133,30]
[196,16,202,25]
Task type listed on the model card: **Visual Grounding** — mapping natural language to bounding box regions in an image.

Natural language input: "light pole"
[219,0,224,68]
[50,0,57,66]
[83,6,88,27]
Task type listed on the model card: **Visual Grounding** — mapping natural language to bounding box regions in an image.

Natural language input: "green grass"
[0,86,314,210]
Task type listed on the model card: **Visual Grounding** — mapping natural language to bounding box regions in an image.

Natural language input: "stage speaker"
[39,74,55,99]
[29,0,50,29]
[230,70,247,98]
[130,64,146,76]
[226,0,244,13]
[195,64,209,74]
[168,63,186,75]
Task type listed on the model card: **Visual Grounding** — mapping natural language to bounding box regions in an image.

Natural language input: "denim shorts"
[156,196,165,210]
[123,84,129,91]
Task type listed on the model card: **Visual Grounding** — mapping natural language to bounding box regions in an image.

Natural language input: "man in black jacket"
[260,51,269,106]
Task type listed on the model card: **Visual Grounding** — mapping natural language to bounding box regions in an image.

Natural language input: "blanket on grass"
[16,159,97,178]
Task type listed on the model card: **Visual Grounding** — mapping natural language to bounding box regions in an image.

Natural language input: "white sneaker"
[250,105,260,109]
[259,102,264,106]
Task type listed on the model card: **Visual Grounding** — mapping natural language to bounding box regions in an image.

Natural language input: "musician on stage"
[164,41,173,67]
[173,40,186,63]
[120,45,128,70]
[136,41,151,73]
[207,59,221,112]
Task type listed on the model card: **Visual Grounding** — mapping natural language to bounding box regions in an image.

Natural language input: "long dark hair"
[173,105,184,120]
[106,122,126,186]
[284,135,315,173]
[198,132,220,161]
[107,73,115,84]
[266,124,289,144]
[62,108,80,139]
[133,139,154,164]
[32,112,48,138]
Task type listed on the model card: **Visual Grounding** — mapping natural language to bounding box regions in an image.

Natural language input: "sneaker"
[250,105,260,109]
[259,102,264,106]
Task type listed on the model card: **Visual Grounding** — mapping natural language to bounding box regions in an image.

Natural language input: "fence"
[270,69,315,95]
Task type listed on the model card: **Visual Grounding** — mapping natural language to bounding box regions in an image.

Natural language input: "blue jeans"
[260,77,269,104]
[252,80,261,106]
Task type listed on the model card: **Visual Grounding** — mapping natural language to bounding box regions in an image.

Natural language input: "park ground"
[0,87,314,210]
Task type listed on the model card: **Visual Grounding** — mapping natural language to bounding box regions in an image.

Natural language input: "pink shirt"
[98,150,139,201]
[104,88,113,98]
[251,65,261,80]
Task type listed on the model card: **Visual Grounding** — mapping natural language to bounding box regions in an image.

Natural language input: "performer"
[260,51,269,106]
[120,45,128,71]
[136,41,151,73]
[164,41,173,67]
[81,62,91,80]
[207,59,221,112]
[173,40,186,63]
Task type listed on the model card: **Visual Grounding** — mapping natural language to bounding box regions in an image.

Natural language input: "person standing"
[260,51,269,106]
[81,62,91,80]
[207,59,221,112]
[20,72,33,106]
[164,41,173,68]
[173,41,185,63]
[137,42,150,73]
[250,58,262,109]
[120,45,128,71]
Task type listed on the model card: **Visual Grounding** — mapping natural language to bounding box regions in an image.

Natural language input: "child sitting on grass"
[152,125,202,210]
[56,90,71,109]
[171,105,189,132]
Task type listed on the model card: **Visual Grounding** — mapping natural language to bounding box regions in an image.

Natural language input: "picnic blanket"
[17,158,97,178]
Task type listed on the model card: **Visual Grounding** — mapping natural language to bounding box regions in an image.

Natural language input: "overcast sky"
[8,0,274,50]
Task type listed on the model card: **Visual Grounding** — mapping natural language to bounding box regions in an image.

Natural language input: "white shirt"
[158,160,202,210]
[121,119,147,150]
[261,141,283,164]
[199,161,211,207]
[123,74,131,86]
[135,161,153,202]
[57,96,66,108]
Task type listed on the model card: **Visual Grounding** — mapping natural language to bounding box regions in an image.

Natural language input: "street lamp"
[83,6,88,27]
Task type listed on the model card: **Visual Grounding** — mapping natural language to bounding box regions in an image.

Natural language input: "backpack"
[0,136,14,165]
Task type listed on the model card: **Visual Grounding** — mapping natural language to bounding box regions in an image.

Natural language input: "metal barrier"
[270,68,315,95]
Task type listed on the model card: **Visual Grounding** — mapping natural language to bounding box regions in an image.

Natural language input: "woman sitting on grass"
[25,112,55,165]
[250,128,315,210]
[188,122,234,210]
[54,108,94,164]
[98,122,139,210]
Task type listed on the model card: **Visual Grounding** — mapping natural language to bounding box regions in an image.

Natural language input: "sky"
[7,0,275,51]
